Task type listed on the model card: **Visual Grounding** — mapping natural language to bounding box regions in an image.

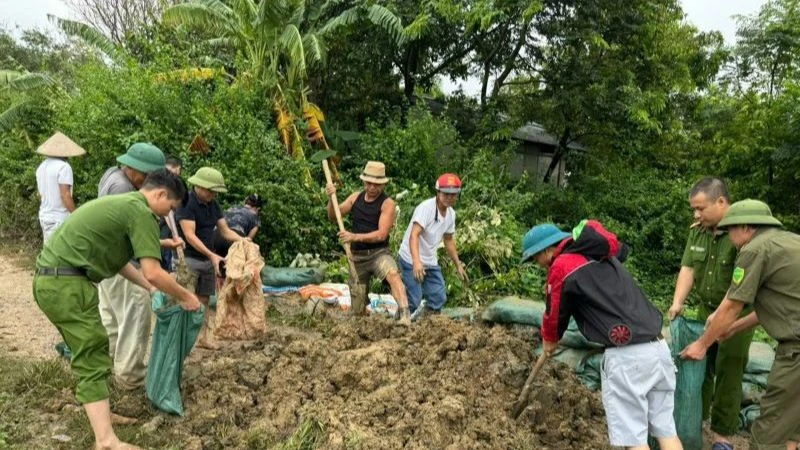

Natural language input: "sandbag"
[216,241,267,340]
[669,317,707,450]
[561,326,604,350]
[551,347,593,369]
[145,292,204,416]
[738,404,761,431]
[481,297,545,326]
[576,352,604,391]
[746,341,775,374]
[261,266,324,287]
[743,372,769,389]
[741,381,765,406]
[482,297,602,349]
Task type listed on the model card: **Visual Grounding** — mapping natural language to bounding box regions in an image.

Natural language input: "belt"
[37,267,85,277]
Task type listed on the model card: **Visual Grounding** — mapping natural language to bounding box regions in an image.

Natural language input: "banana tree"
[0,70,58,133]
[162,0,404,171]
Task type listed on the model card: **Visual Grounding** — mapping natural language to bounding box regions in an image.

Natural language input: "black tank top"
[351,191,388,251]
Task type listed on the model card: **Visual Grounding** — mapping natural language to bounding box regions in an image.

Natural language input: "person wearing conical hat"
[681,199,800,450]
[176,166,246,349]
[325,161,410,323]
[35,132,86,242]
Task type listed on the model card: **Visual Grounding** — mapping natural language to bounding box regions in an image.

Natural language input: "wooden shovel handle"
[165,211,185,262]
[511,352,549,419]
[322,159,358,283]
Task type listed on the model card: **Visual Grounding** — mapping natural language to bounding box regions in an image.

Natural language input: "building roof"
[511,121,586,151]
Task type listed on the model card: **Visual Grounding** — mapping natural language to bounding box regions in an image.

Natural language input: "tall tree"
[505,0,724,182]
[65,0,181,45]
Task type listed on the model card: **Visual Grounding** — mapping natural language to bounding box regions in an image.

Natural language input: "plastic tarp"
[261,266,324,287]
[145,292,204,416]
[669,317,707,450]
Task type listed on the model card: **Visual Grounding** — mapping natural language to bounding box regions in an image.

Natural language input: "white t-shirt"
[399,197,456,267]
[35,157,73,222]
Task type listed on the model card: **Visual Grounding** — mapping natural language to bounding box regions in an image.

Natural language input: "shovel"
[165,212,196,294]
[310,150,359,285]
[510,352,549,419]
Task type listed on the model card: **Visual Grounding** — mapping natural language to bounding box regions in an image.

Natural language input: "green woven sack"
[669,317,706,450]
[145,292,204,416]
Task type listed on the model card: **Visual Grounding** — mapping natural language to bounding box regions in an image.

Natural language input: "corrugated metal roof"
[511,121,586,151]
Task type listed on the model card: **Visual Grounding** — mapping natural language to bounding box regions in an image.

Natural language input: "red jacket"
[541,220,663,347]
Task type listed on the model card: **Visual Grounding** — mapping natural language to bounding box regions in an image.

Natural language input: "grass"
[273,419,326,450]
[0,352,332,449]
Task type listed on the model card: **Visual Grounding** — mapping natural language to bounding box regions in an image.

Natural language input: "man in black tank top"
[326,161,410,323]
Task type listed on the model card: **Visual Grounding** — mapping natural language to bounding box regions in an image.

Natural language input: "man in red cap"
[398,173,468,320]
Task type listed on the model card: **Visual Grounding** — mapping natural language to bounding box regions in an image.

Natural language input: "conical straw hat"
[36,132,86,158]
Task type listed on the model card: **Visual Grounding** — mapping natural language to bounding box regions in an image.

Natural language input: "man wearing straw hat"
[96,143,181,390]
[325,161,410,321]
[35,132,86,242]
[177,166,246,349]
[681,199,800,450]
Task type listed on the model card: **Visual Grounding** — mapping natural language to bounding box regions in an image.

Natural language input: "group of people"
[325,161,468,322]
[32,132,797,450]
[522,177,799,450]
[33,134,263,449]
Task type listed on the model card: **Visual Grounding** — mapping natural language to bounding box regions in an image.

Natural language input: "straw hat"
[36,132,86,158]
[359,161,389,184]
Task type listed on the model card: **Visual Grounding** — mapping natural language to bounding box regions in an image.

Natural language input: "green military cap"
[188,166,228,193]
[718,199,783,228]
[116,143,166,173]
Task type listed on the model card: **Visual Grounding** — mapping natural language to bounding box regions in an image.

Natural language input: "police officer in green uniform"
[669,177,753,449]
[32,169,201,450]
[681,199,800,450]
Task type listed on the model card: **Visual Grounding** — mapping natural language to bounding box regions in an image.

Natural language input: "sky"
[0,0,768,94]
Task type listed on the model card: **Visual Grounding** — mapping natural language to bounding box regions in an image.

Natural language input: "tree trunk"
[543,128,571,184]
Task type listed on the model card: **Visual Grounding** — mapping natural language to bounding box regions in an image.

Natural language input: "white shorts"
[601,339,678,446]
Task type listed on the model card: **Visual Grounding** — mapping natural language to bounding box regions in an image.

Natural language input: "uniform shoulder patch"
[732,267,745,285]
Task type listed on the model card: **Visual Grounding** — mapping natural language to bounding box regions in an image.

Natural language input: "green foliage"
[356,107,464,187]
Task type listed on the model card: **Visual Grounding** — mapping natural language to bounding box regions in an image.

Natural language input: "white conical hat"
[36,132,86,158]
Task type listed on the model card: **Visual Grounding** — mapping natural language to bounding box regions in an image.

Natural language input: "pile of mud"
[117,311,611,449]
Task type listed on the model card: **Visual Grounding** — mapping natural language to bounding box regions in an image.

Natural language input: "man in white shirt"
[398,173,468,318]
[35,132,86,242]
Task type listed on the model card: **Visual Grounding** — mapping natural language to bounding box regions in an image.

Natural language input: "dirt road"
[0,254,61,359]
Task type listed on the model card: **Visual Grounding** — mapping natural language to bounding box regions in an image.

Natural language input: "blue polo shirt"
[176,190,222,260]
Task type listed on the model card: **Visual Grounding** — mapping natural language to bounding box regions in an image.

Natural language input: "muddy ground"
[107,302,612,450]
[0,253,750,449]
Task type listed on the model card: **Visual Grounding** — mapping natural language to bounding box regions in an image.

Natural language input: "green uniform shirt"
[681,225,737,309]
[726,227,800,342]
[36,192,161,283]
